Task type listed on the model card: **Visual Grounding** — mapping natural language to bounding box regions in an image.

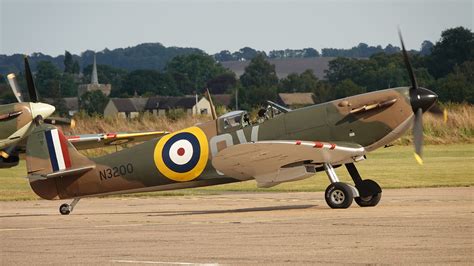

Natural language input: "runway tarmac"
[1,187,472,265]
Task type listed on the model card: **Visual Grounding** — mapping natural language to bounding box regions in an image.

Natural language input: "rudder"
[26,124,94,178]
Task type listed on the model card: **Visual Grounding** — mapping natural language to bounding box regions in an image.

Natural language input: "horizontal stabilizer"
[67,131,169,150]
[27,165,95,181]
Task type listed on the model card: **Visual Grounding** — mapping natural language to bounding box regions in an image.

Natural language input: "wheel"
[325,182,353,209]
[354,179,382,207]
[59,203,71,215]
[355,192,382,207]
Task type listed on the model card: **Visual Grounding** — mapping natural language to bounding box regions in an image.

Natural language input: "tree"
[334,79,366,99]
[279,69,320,93]
[72,61,80,74]
[427,27,474,78]
[303,48,320,57]
[325,57,364,84]
[206,72,237,94]
[435,61,474,103]
[419,40,434,56]
[58,73,77,97]
[165,53,227,94]
[269,48,320,59]
[121,70,178,96]
[214,50,234,62]
[63,51,74,73]
[232,47,265,61]
[35,61,61,98]
[79,90,109,115]
[312,81,332,103]
[239,54,279,107]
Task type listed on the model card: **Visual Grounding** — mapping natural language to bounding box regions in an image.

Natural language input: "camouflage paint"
[28,87,416,200]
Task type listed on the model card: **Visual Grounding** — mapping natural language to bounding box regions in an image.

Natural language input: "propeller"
[44,117,76,128]
[398,29,439,165]
[7,74,24,102]
[427,103,448,123]
[5,57,75,128]
[24,56,39,102]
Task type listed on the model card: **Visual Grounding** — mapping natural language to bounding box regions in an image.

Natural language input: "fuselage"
[30,87,415,200]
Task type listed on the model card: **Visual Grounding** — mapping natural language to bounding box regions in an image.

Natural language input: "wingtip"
[414,153,423,165]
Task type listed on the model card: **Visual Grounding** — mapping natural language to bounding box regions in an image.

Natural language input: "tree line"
[0,26,472,115]
[0,36,434,75]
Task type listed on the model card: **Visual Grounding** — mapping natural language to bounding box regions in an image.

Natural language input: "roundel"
[154,126,209,182]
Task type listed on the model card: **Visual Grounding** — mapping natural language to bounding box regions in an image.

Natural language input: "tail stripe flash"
[45,129,71,171]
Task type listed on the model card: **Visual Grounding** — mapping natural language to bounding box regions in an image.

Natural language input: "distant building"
[145,96,211,116]
[104,96,212,118]
[277,93,317,109]
[78,55,111,97]
[104,98,142,119]
[43,97,79,116]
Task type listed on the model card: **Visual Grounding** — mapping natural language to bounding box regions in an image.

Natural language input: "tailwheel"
[59,203,71,215]
[325,182,353,209]
[354,179,382,207]
[59,198,80,215]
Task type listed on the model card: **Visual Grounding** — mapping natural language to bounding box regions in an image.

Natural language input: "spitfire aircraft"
[0,57,167,168]
[21,33,443,214]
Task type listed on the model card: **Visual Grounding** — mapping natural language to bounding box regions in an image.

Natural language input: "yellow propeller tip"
[0,151,9,159]
[443,109,448,123]
[70,119,76,129]
[414,153,423,165]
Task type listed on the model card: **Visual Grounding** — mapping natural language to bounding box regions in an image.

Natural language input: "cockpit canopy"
[216,102,289,134]
[217,110,249,133]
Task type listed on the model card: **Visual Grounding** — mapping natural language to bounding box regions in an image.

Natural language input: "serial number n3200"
[99,163,134,180]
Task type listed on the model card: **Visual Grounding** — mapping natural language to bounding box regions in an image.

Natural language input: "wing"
[67,131,169,150]
[212,140,366,188]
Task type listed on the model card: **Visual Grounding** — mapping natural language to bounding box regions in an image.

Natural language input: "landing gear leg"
[323,163,358,209]
[345,163,382,207]
[59,198,80,215]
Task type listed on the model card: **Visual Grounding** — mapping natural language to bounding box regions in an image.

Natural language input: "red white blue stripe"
[45,129,71,171]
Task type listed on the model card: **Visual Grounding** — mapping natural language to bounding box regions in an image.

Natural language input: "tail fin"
[26,124,95,179]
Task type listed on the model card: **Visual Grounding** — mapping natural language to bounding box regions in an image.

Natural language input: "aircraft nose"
[410,87,438,113]
[30,102,55,119]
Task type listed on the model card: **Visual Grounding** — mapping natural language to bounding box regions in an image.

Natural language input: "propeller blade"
[44,117,75,128]
[24,56,39,102]
[413,108,424,165]
[6,73,24,102]
[428,103,443,115]
[427,104,448,123]
[398,29,418,91]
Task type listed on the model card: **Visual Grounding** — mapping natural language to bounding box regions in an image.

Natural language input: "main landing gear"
[59,198,80,215]
[323,163,382,209]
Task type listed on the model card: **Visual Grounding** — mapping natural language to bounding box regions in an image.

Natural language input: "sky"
[0,0,472,56]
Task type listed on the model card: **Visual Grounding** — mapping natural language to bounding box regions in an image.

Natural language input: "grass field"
[1,144,472,201]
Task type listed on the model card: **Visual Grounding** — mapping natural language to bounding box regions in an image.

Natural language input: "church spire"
[91,54,99,85]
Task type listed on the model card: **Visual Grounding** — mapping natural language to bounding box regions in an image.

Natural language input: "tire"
[325,182,353,209]
[59,204,71,215]
[354,179,382,207]
[355,192,382,207]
